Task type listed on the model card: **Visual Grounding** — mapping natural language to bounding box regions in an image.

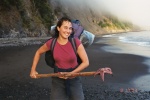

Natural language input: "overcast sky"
[61,0,150,28]
[92,0,150,28]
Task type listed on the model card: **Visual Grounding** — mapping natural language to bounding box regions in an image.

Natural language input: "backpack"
[45,37,82,68]
[50,20,95,48]
[46,19,95,67]
[45,38,57,68]
[71,20,84,38]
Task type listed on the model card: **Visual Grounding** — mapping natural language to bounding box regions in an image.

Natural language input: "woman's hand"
[58,72,68,79]
[30,70,38,79]
[59,72,76,79]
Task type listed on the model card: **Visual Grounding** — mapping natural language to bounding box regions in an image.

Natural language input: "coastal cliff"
[0,0,139,38]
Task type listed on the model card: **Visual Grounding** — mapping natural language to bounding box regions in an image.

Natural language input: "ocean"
[119,31,150,47]
[96,31,150,91]
[98,31,150,57]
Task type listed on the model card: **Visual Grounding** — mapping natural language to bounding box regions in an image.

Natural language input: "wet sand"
[0,37,150,100]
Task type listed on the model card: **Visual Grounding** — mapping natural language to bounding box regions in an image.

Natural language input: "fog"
[59,0,150,28]
[93,0,150,28]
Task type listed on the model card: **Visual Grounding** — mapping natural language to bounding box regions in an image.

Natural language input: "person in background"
[30,16,89,100]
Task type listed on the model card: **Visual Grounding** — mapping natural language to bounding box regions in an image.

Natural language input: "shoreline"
[93,37,150,90]
[86,38,149,89]
[96,30,147,37]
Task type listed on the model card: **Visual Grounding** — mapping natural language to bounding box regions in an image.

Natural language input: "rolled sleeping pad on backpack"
[80,30,95,48]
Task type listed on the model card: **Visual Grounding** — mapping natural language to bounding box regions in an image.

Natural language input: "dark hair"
[53,17,72,38]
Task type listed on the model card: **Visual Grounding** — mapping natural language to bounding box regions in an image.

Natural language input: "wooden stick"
[36,67,113,81]
[36,71,96,78]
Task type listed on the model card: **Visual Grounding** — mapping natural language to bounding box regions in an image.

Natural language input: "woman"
[30,17,89,100]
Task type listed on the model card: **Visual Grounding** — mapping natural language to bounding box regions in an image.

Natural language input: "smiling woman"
[57,21,73,40]
[30,16,89,100]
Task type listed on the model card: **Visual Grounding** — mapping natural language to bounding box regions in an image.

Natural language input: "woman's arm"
[30,43,49,78]
[71,44,89,73]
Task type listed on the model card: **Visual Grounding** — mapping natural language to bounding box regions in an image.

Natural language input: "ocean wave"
[121,31,150,47]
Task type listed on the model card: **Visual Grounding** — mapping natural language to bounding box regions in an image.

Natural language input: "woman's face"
[57,21,72,39]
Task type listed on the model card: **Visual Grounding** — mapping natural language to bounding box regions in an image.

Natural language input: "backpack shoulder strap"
[70,38,82,65]
[70,38,77,55]
[50,38,57,54]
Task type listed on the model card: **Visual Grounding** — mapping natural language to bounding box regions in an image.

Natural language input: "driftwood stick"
[36,67,113,81]
[36,71,96,78]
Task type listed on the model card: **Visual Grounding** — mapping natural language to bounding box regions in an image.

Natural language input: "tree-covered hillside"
[0,0,139,38]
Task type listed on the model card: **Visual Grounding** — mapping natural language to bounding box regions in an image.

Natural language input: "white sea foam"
[118,31,150,47]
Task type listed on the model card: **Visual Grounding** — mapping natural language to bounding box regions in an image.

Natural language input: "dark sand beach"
[0,37,150,100]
